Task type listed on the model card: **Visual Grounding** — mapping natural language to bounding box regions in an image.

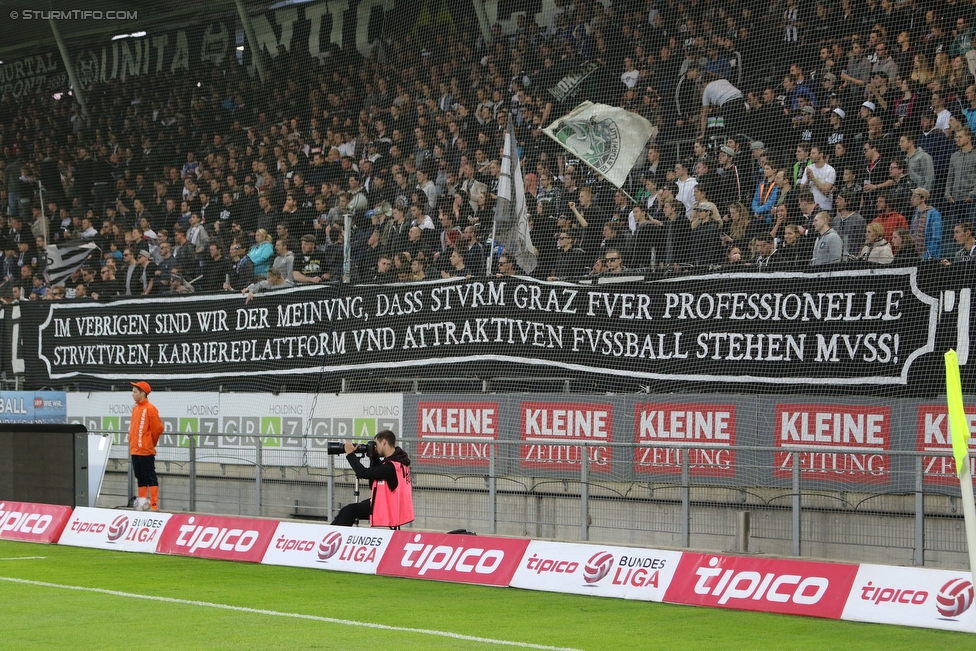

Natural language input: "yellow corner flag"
[944,350,972,477]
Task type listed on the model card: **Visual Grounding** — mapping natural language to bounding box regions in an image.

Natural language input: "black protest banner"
[18,269,940,393]
[73,22,233,87]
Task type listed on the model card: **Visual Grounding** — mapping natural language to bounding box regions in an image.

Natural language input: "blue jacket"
[751,182,780,219]
[912,207,942,260]
[248,240,274,276]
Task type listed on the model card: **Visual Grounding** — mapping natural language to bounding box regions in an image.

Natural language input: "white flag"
[493,121,537,273]
[543,101,656,189]
[45,243,99,286]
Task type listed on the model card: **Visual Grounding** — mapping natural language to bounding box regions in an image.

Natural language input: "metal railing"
[92,431,973,570]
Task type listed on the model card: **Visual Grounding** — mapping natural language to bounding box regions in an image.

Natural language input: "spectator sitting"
[170,272,195,294]
[603,249,628,274]
[441,248,471,278]
[946,221,976,264]
[858,222,894,264]
[243,266,293,303]
[224,241,255,291]
[410,255,428,281]
[871,192,909,242]
[547,231,586,280]
[294,234,324,284]
[891,228,921,265]
[273,237,295,282]
[372,255,396,283]
[248,228,274,276]
[811,211,844,266]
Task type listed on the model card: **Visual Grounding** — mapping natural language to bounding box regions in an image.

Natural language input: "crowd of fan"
[0,0,975,301]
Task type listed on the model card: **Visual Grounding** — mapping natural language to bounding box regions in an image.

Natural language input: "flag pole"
[944,349,976,579]
[958,460,976,580]
[486,221,496,277]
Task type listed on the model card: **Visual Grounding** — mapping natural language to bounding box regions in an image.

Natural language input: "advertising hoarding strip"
[0,501,73,544]
[32,504,976,633]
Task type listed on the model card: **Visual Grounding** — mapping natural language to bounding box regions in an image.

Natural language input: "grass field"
[0,539,971,650]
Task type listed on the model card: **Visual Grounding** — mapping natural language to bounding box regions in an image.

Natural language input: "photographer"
[330,430,414,528]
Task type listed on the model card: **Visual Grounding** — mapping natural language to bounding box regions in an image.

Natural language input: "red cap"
[130,381,152,394]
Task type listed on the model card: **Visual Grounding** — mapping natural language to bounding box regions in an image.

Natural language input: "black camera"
[326,440,376,456]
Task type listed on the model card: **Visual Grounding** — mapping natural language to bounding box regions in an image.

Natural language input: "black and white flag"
[45,243,99,286]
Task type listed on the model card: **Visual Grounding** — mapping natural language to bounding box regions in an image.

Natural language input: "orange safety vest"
[370,461,414,527]
[129,398,164,456]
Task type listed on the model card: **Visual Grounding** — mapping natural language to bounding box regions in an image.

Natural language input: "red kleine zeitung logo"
[937,578,974,618]
[584,552,614,584]
[33,398,43,409]
[317,531,343,561]
[106,514,129,542]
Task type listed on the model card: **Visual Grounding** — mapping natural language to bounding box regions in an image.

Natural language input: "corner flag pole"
[944,349,976,579]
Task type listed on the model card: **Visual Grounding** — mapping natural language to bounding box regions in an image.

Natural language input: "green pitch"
[0,539,969,650]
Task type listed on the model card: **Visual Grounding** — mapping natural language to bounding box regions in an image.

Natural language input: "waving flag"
[493,121,537,273]
[45,243,99,286]
[543,101,656,189]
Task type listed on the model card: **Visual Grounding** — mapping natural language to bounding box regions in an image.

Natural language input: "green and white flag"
[543,101,655,189]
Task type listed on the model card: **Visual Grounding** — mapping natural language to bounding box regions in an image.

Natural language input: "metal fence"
[91,431,972,570]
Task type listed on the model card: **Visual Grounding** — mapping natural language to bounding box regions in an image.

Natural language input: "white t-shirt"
[675,177,698,218]
[701,80,742,107]
[798,162,837,210]
[935,109,951,131]
[621,69,640,88]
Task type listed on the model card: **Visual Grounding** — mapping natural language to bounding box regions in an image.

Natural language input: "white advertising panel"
[58,507,171,553]
[261,521,394,574]
[842,564,976,633]
[66,392,403,466]
[510,540,682,601]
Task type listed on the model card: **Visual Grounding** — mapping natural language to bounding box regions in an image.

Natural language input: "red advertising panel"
[156,514,278,562]
[520,402,612,473]
[664,553,858,618]
[377,530,530,586]
[0,501,72,543]
[416,401,499,467]
[634,403,736,477]
[916,404,976,485]
[773,403,890,484]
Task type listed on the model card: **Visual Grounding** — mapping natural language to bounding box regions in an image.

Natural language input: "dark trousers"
[131,454,158,487]
[722,97,749,139]
[331,499,371,526]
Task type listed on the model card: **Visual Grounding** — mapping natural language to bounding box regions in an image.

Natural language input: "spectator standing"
[200,243,232,292]
[799,145,837,210]
[833,192,866,256]
[946,128,976,223]
[909,188,943,260]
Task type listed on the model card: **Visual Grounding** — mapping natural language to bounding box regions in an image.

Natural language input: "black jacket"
[347,446,411,493]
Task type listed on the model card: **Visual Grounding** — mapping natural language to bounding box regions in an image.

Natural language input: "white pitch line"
[0,556,46,561]
[0,576,585,651]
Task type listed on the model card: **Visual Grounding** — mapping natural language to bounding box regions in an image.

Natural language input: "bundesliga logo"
[106,515,129,541]
[317,531,343,561]
[583,552,614,584]
[936,579,974,618]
